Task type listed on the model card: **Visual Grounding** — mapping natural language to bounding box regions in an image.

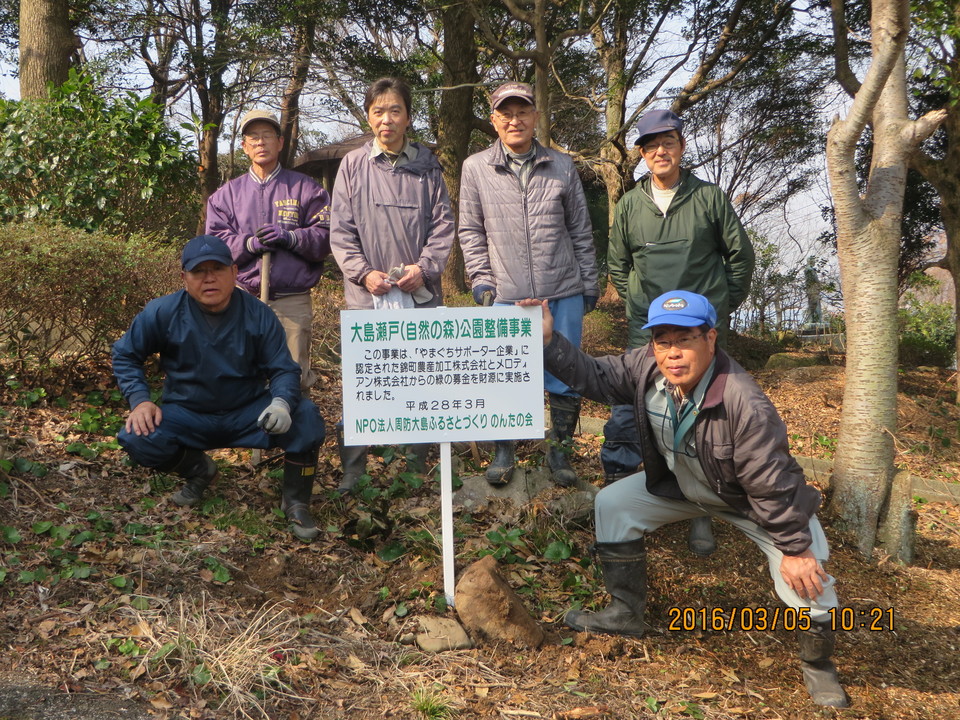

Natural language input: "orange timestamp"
[667,606,895,632]
[667,606,813,632]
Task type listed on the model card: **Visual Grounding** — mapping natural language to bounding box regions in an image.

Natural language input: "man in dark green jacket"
[601,109,755,556]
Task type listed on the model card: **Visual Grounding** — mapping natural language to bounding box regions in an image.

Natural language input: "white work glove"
[257,398,292,434]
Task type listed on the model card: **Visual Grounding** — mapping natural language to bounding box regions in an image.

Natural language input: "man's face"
[651,324,717,394]
[492,99,538,154]
[367,90,410,153]
[640,130,684,188]
[241,120,284,169]
[182,260,238,313]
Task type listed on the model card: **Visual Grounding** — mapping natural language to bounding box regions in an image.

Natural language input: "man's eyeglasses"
[245,133,279,144]
[494,109,535,125]
[641,137,680,154]
[652,333,706,352]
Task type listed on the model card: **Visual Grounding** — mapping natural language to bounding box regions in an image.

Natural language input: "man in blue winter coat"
[112,235,326,541]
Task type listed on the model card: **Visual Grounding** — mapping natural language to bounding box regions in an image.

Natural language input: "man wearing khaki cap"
[206,109,331,391]
[459,81,600,489]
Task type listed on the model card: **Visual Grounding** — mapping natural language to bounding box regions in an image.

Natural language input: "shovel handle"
[260,252,272,303]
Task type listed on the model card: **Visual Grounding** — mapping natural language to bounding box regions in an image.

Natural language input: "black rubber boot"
[485,441,516,486]
[604,471,634,486]
[547,393,580,487]
[798,621,850,707]
[688,515,717,557]
[564,537,649,637]
[168,450,218,507]
[337,425,368,495]
[282,449,320,541]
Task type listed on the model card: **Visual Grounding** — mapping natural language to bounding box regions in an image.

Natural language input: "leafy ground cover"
[1,279,958,719]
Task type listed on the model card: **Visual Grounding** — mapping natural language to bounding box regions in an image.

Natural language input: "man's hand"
[394,264,424,293]
[363,270,392,296]
[126,401,162,436]
[257,398,292,434]
[256,224,297,251]
[246,235,269,255]
[472,284,496,305]
[583,294,599,314]
[516,298,553,345]
[779,549,829,600]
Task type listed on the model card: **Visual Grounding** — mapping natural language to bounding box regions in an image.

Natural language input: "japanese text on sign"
[341,306,545,445]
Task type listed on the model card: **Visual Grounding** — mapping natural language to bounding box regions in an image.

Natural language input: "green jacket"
[608,169,754,347]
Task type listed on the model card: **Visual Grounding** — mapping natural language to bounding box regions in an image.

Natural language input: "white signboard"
[340,306,545,446]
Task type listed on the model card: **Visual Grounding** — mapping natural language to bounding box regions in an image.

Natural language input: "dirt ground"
[1,286,959,719]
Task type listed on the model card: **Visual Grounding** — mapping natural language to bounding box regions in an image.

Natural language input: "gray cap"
[490,82,535,110]
[240,109,281,135]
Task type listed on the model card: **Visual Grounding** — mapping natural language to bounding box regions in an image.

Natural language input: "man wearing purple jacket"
[206,109,331,391]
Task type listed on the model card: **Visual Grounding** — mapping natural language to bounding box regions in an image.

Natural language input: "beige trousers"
[268,292,315,391]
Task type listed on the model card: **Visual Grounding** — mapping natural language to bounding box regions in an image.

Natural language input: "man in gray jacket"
[459,81,600,487]
[521,290,848,709]
[330,77,455,493]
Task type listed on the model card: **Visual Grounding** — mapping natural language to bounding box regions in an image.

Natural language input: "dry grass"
[128,594,305,719]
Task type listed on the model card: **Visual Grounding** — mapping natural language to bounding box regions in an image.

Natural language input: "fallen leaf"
[349,607,368,625]
[149,696,174,709]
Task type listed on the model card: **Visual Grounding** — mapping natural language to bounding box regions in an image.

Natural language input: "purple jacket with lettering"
[205,167,331,298]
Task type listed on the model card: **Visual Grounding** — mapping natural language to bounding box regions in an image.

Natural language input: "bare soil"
[1,284,958,719]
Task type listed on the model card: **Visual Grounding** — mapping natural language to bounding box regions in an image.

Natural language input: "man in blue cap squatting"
[112,235,326,541]
[523,290,848,708]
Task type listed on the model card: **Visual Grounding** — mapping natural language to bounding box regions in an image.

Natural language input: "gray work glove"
[257,398,292,434]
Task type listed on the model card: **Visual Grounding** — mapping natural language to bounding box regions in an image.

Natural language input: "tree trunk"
[19,0,77,99]
[826,0,943,561]
[436,1,478,295]
[278,21,316,168]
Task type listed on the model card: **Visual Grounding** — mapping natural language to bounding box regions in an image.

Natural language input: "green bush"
[0,70,199,237]
[0,222,180,383]
[899,284,955,368]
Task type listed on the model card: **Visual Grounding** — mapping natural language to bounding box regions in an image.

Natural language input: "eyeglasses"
[494,109,535,125]
[244,133,279,144]
[652,333,706,352]
[641,137,680,154]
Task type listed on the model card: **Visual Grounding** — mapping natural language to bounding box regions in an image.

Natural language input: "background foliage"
[0,70,199,237]
[0,221,180,383]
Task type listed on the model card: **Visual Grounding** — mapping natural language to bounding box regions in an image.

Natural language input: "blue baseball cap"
[634,109,683,145]
[643,291,717,329]
[181,235,234,271]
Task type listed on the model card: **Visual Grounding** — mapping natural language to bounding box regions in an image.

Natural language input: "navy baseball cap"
[634,109,683,145]
[643,291,717,329]
[181,235,234,271]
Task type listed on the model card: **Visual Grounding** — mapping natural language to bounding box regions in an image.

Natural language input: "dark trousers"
[118,398,325,468]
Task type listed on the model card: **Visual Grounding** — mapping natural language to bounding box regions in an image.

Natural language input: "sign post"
[340,306,544,605]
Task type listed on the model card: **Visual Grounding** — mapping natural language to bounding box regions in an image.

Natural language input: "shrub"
[0,69,199,237]
[0,222,180,383]
[899,283,956,368]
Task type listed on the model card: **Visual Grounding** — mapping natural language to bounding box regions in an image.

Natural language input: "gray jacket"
[330,141,455,310]
[544,333,821,555]
[459,140,599,303]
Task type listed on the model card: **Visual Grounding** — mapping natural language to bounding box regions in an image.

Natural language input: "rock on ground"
[454,555,545,649]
